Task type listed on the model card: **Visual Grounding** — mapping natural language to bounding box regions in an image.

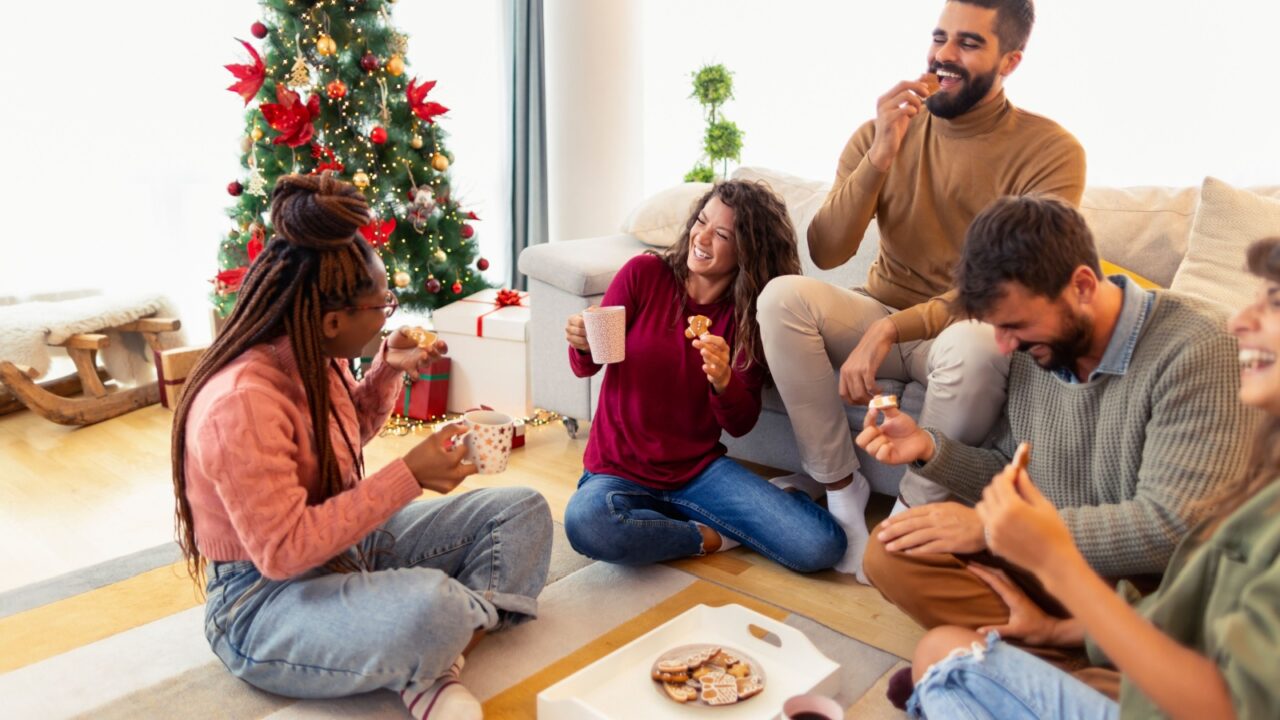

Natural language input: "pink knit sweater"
[183,336,421,580]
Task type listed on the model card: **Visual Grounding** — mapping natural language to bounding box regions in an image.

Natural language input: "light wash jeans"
[203,487,552,699]
[564,456,847,572]
[757,277,1010,507]
[908,632,1120,720]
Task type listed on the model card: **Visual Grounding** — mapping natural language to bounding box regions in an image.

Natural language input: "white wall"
[639,0,1280,197]
[0,1,510,347]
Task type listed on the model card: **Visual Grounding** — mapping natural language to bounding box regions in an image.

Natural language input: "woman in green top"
[905,237,1280,719]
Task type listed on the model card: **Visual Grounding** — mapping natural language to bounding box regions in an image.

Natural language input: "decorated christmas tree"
[214,0,491,319]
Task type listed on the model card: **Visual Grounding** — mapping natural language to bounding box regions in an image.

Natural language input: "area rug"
[0,523,909,719]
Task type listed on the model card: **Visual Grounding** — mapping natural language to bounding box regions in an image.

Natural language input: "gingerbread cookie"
[405,326,437,348]
[919,72,941,97]
[652,643,764,707]
[663,682,698,703]
[736,675,765,700]
[869,393,899,411]
[684,315,712,340]
[700,674,739,706]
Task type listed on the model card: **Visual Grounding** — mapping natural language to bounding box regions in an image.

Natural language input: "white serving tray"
[537,603,841,720]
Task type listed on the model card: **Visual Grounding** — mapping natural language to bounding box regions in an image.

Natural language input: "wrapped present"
[512,417,526,449]
[433,288,532,418]
[396,358,451,420]
[155,346,207,409]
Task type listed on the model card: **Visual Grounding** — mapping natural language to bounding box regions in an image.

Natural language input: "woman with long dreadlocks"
[173,175,551,720]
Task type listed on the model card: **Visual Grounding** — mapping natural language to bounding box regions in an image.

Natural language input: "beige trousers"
[757,275,1010,506]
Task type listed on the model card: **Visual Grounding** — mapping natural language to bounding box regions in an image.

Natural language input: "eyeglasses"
[346,291,399,318]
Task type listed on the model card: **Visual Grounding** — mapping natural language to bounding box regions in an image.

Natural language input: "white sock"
[826,475,872,583]
[401,655,481,720]
[768,472,825,502]
[694,521,741,553]
[890,497,911,517]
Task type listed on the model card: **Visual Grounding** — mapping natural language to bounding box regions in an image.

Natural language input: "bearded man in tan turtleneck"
[758,0,1085,582]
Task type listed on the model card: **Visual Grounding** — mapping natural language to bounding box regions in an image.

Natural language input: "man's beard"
[926,62,998,119]
[1019,307,1093,375]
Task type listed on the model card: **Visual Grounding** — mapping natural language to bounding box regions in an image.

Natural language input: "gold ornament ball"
[410,134,424,149]
[240,135,253,153]
[431,153,450,172]
[393,271,412,288]
[316,35,337,56]
[386,55,405,76]
[352,171,370,188]
[250,127,264,141]
[433,249,448,263]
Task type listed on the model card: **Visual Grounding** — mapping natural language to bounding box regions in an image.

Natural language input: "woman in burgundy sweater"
[563,181,847,571]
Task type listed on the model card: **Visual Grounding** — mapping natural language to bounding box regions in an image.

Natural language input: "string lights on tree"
[213,0,490,319]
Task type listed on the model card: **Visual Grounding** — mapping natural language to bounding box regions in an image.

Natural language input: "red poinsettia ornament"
[215,266,249,294]
[259,85,320,148]
[406,78,449,124]
[225,39,266,106]
[359,217,396,248]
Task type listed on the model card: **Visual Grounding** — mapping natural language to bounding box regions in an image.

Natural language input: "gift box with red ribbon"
[154,346,207,409]
[432,288,532,418]
[395,358,451,421]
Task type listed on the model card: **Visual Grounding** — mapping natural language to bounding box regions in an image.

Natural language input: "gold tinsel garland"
[379,408,561,438]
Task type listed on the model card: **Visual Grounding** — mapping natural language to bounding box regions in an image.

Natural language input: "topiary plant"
[686,63,744,181]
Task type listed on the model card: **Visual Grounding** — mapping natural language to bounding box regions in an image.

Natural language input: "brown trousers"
[863,533,1123,699]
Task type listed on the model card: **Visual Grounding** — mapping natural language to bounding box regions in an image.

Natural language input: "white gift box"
[431,288,532,419]
[537,603,840,719]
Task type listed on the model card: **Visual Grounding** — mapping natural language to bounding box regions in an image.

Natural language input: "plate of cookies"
[651,644,765,708]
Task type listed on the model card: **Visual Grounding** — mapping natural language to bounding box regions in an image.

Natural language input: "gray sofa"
[518,166,1280,496]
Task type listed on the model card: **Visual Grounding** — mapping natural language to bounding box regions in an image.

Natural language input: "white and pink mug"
[461,410,514,475]
[582,305,626,364]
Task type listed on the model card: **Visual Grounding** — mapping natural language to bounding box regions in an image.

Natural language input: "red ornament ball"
[325,79,347,99]
[425,278,442,294]
[460,223,475,239]
[227,181,243,196]
[451,281,463,294]
[250,22,268,39]
[360,52,380,72]
[476,257,490,271]
[369,126,388,144]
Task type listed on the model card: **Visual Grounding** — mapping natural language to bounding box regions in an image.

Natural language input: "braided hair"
[171,174,378,585]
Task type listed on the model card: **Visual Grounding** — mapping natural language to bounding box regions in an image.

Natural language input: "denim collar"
[1052,275,1154,384]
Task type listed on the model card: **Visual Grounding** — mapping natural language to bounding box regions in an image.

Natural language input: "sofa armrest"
[518,234,650,297]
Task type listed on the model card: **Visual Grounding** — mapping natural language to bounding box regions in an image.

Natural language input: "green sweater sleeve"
[917,413,1017,502]
[1060,330,1257,576]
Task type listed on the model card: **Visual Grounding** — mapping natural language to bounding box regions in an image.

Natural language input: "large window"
[0,1,511,344]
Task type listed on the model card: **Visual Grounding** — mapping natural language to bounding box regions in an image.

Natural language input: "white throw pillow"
[621,182,712,248]
[1170,177,1280,311]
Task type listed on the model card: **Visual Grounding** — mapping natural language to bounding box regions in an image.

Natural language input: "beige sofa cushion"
[621,182,711,248]
[1079,186,1199,288]
[1170,177,1280,311]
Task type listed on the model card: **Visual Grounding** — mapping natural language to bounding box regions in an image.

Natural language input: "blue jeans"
[908,632,1120,720]
[564,456,846,572]
[203,487,552,699]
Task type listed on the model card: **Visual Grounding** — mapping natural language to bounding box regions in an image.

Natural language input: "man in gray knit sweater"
[856,195,1257,683]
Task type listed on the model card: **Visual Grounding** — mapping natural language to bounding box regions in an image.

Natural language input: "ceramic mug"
[582,305,626,364]
[461,410,514,475]
[778,693,843,720]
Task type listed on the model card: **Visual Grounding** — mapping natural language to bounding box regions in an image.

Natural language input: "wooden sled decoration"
[0,316,181,426]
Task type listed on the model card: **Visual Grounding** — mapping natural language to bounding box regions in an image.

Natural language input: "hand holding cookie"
[385,326,447,374]
[693,333,731,395]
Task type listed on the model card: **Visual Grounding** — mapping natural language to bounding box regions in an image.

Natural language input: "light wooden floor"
[0,401,921,667]
[0,404,589,593]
